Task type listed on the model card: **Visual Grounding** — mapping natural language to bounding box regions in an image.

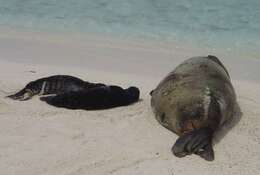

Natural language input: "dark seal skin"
[40,86,140,110]
[7,75,140,110]
[7,75,106,101]
[150,55,236,161]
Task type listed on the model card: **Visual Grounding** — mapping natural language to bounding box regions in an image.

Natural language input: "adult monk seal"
[150,55,236,161]
[7,75,140,110]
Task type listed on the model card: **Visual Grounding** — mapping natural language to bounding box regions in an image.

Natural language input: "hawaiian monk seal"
[7,75,105,101]
[7,75,140,110]
[150,55,236,161]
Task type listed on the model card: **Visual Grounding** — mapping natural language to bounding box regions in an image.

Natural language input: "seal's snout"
[126,86,140,101]
[172,127,214,161]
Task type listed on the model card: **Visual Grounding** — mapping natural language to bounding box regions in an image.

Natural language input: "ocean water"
[0,0,259,54]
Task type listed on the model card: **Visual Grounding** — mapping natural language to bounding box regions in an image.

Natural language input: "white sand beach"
[0,29,259,175]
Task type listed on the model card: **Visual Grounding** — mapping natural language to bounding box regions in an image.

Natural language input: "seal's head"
[125,86,140,103]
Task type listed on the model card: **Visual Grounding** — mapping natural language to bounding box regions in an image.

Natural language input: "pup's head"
[125,86,140,102]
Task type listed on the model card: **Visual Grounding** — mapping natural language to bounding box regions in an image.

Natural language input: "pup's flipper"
[7,89,33,101]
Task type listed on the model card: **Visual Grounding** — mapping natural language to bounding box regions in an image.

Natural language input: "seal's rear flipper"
[195,143,214,161]
[7,89,33,101]
[172,127,214,161]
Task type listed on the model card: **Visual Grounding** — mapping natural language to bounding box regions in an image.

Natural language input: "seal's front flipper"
[40,89,98,110]
[7,89,33,101]
[40,93,77,109]
[40,96,55,104]
[172,127,214,161]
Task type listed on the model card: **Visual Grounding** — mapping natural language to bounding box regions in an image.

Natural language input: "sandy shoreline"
[0,29,259,175]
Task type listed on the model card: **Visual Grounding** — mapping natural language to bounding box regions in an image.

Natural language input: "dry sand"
[0,29,259,175]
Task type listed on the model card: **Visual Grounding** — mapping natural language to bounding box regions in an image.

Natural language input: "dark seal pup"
[7,75,105,101]
[150,55,236,161]
[40,86,140,110]
[7,75,140,110]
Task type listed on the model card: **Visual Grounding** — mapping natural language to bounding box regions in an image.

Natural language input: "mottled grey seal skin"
[150,55,236,161]
[7,75,105,101]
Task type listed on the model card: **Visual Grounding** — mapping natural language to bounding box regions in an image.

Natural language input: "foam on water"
[0,0,259,54]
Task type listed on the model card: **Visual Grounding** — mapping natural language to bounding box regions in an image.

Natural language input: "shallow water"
[0,0,259,55]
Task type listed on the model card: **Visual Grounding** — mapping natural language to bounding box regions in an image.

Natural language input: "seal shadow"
[213,101,242,144]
